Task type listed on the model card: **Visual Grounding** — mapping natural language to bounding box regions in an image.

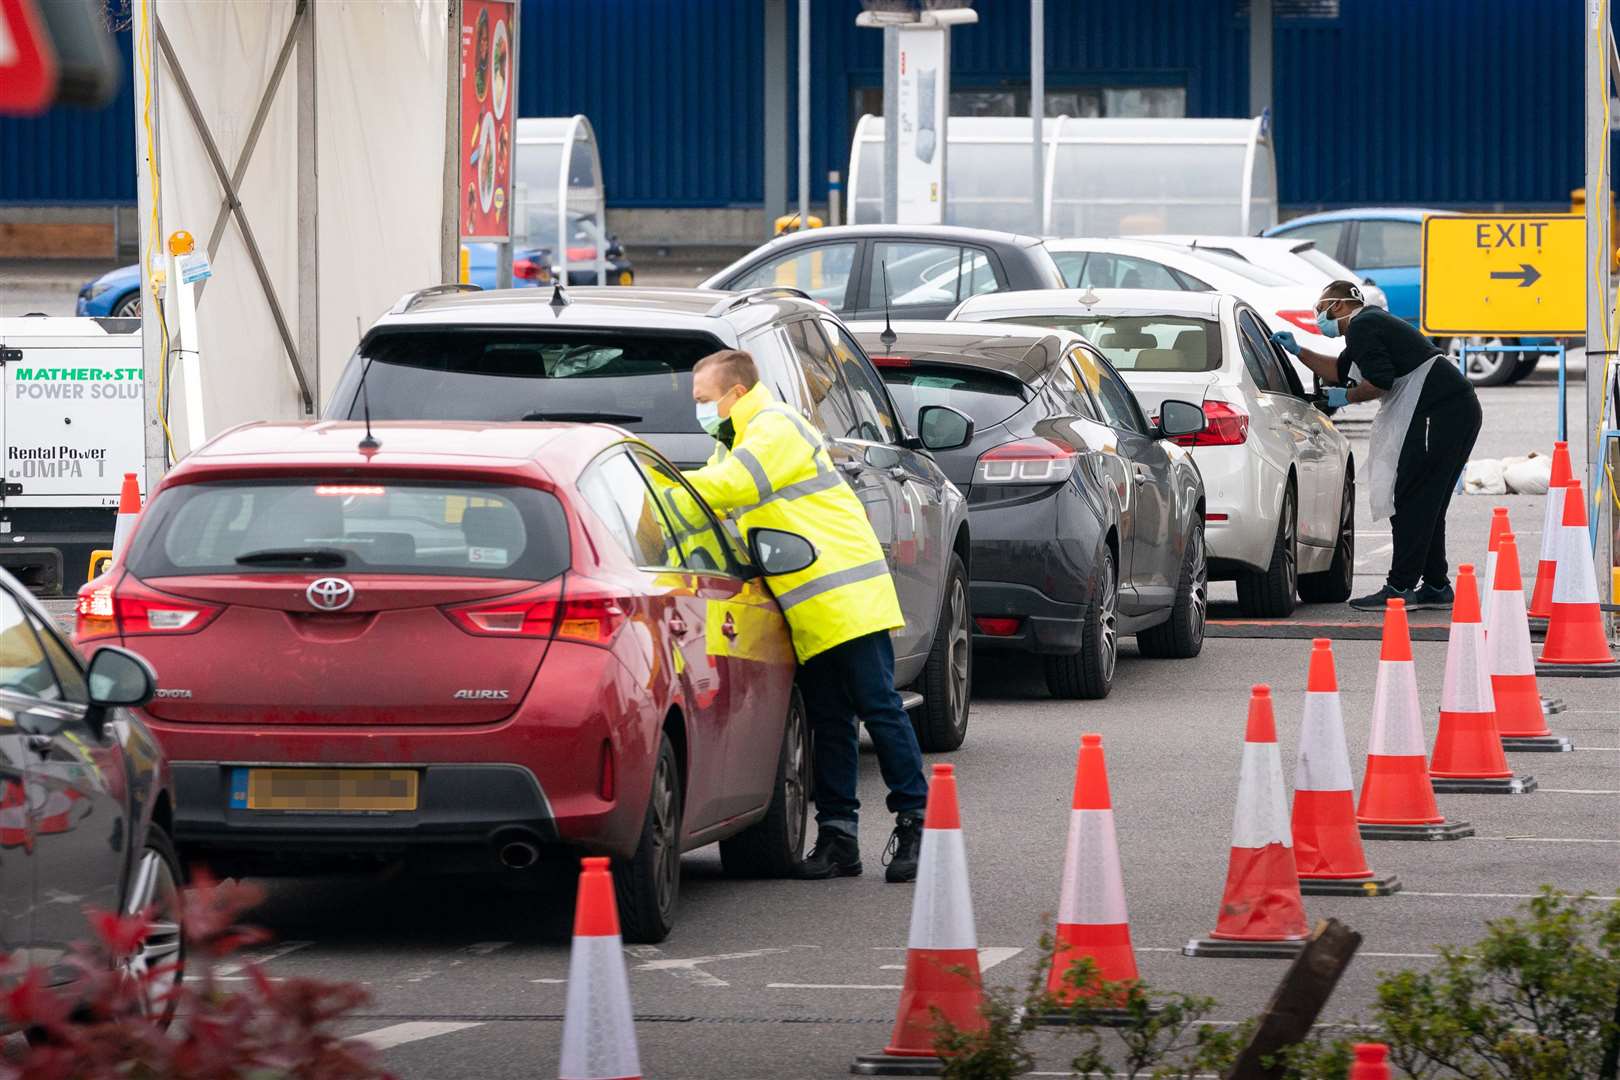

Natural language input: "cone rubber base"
[1430,774,1537,795]
[1536,659,1620,678]
[852,1054,945,1076]
[1038,1003,1164,1027]
[1299,873,1402,897]
[1359,820,1474,841]
[1528,617,1548,641]
[1182,937,1306,959]
[1541,697,1566,715]
[1502,734,1574,752]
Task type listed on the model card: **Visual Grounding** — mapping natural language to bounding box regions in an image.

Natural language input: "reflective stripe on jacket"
[681,383,903,662]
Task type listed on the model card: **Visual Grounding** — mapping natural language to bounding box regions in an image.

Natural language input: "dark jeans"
[798,631,929,831]
[1388,394,1483,592]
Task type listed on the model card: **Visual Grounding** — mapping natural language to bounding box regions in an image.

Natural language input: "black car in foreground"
[700,224,1067,322]
[849,320,1209,700]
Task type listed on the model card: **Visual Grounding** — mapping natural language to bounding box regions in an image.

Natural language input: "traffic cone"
[1291,640,1400,896]
[1527,440,1573,624]
[1356,600,1474,841]
[1488,532,1574,751]
[1480,507,1510,628]
[112,472,142,555]
[558,857,641,1080]
[1184,686,1309,959]
[1351,1043,1392,1080]
[1041,734,1144,1025]
[854,764,983,1075]
[1429,565,1536,794]
[1537,478,1620,676]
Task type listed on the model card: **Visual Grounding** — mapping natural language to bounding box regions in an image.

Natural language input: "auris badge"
[306,577,355,612]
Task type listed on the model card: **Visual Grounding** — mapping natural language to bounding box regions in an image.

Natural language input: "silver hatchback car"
[326,285,974,750]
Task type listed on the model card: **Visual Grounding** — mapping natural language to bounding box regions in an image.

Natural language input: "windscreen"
[129,481,570,581]
[332,329,727,434]
[881,365,1032,430]
[1176,247,1292,285]
[989,315,1221,374]
[1295,247,1359,283]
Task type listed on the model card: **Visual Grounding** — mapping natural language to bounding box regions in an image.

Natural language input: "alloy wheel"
[783,701,808,856]
[122,846,182,1021]
[1188,526,1208,642]
[1098,554,1118,683]
[945,576,970,736]
[112,294,143,319]
[1282,495,1298,599]
[651,755,679,922]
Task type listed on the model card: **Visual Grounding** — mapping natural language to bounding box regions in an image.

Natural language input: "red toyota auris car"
[75,422,814,942]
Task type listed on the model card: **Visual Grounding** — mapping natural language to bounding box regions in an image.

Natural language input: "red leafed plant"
[0,873,394,1079]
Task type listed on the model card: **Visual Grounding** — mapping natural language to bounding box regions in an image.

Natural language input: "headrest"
[1096,329,1156,350]
[1170,328,1207,362]
[1131,348,1190,372]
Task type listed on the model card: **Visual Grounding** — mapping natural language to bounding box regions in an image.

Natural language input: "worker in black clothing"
[1272,280,1482,612]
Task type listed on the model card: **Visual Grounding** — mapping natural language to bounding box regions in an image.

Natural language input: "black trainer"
[795,827,862,879]
[1410,581,1456,610]
[1349,584,1418,612]
[883,814,924,884]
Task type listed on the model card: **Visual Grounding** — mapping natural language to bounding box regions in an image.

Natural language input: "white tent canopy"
[848,115,1277,237]
[510,116,608,284]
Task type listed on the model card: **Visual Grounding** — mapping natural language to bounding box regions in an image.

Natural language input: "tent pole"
[297,0,318,412]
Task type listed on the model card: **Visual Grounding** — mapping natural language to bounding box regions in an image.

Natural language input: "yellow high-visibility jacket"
[678,383,903,662]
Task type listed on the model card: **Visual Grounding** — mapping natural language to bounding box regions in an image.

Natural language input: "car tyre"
[124,824,185,1027]
[1236,484,1299,618]
[111,292,142,319]
[614,734,683,944]
[1299,470,1356,604]
[719,687,810,878]
[1136,520,1207,659]
[1444,336,1515,387]
[913,554,970,752]
[1506,353,1542,384]
[1044,545,1117,700]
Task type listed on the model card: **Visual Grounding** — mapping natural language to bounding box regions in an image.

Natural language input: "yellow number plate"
[240,768,418,812]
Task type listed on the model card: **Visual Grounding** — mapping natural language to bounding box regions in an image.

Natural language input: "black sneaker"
[1410,582,1455,610]
[1349,584,1418,612]
[795,827,862,879]
[883,814,924,884]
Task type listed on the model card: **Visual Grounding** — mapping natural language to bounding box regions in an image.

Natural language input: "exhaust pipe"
[494,828,542,870]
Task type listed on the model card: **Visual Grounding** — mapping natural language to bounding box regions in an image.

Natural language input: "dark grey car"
[1,570,180,1022]
[699,225,1067,322]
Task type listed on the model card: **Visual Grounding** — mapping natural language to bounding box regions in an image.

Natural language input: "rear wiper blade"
[234,547,349,567]
[521,410,643,423]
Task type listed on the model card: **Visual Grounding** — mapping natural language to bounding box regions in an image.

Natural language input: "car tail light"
[74,576,222,643]
[513,258,550,282]
[868,354,911,368]
[444,577,627,646]
[974,616,1022,636]
[974,438,1077,485]
[1166,400,1249,448]
[1276,309,1323,335]
[1207,513,1230,522]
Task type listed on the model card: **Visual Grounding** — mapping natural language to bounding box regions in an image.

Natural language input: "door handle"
[888,466,910,482]
[24,733,53,756]
[721,614,739,641]
[1132,464,1154,482]
[668,615,689,638]
[837,461,861,474]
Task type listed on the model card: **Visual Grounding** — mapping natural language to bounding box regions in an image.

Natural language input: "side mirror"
[607,234,624,258]
[1155,399,1206,440]
[86,646,157,708]
[916,405,975,452]
[1362,276,1377,286]
[748,527,819,577]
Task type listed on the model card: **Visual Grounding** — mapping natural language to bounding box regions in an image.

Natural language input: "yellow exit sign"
[1421,214,1585,337]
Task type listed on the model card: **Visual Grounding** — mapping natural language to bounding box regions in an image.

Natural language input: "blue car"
[75,263,143,317]
[1265,208,1550,386]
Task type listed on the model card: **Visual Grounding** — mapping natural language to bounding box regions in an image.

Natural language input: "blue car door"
[1350,219,1424,326]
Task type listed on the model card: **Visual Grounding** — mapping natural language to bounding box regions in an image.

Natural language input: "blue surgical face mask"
[695,399,724,437]
[1315,307,1341,338]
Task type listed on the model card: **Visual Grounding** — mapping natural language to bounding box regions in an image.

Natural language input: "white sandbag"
[1465,458,1507,495]
[1503,452,1551,495]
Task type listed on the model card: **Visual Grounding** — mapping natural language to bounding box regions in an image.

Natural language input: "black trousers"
[1387,394,1483,592]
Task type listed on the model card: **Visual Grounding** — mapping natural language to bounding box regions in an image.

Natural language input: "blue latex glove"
[1270,330,1300,356]
[1323,386,1351,408]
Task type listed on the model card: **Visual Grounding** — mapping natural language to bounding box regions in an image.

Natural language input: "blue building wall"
[0,1,1598,212]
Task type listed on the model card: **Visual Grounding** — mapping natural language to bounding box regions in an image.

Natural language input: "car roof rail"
[705,286,812,317]
[389,283,483,315]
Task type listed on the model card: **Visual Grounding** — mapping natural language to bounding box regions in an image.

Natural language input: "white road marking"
[769,983,900,990]
[1402,891,1613,900]
[881,946,1023,971]
[626,945,814,988]
[529,977,566,984]
[1536,789,1620,795]
[215,940,314,978]
[354,1021,483,1050]
[1476,836,1620,843]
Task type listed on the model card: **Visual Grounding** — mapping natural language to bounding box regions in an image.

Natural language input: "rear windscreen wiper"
[234,547,349,568]
[521,410,643,423]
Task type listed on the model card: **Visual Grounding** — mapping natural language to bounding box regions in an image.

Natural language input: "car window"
[994,314,1223,374]
[630,447,738,575]
[1076,349,1148,435]
[728,243,857,309]
[824,322,900,443]
[1170,267,1213,290]
[1075,253,1184,291]
[1275,220,1347,260]
[1354,220,1420,271]
[784,320,860,439]
[868,242,1000,310]
[883,364,1033,431]
[1051,354,1101,420]
[1051,250,1087,288]
[28,613,86,704]
[1237,310,1296,395]
[579,452,683,569]
[1176,247,1294,286]
[0,592,61,702]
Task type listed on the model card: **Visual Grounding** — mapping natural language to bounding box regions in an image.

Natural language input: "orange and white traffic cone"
[112,472,142,555]
[1429,565,1536,794]
[1356,600,1474,841]
[1527,440,1573,626]
[559,857,641,1080]
[1042,734,1142,1023]
[1487,532,1574,752]
[1184,685,1309,958]
[855,764,984,1075]
[1537,478,1620,677]
[1480,507,1510,628]
[1291,640,1400,896]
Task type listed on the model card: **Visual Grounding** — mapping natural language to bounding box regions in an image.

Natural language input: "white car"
[1142,234,1389,311]
[950,288,1354,617]
[1041,236,1341,382]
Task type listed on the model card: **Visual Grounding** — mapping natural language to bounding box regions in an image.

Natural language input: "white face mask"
[1315,307,1342,338]
[695,399,724,436]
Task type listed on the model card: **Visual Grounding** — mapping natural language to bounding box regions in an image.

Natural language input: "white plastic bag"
[1464,458,1507,495]
[1503,452,1551,495]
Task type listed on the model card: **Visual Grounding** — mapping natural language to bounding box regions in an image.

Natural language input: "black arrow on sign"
[1490,263,1542,288]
